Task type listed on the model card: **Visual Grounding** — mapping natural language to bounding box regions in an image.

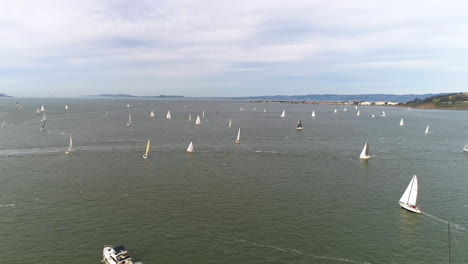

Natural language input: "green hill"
[405,92,468,110]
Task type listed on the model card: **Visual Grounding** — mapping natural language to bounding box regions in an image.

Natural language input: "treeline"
[406,92,468,104]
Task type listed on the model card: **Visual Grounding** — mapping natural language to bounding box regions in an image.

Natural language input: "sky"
[1,0,468,97]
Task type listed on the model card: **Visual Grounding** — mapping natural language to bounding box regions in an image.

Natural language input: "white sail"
[371,114,375,118]
[296,120,303,130]
[425,125,429,134]
[202,109,205,117]
[127,104,130,108]
[166,111,172,119]
[399,175,420,213]
[127,114,132,126]
[195,115,202,125]
[355,105,358,109]
[41,113,47,122]
[143,139,150,159]
[65,135,73,154]
[150,110,155,117]
[400,118,405,126]
[359,141,370,159]
[189,114,192,122]
[240,106,243,111]
[35,107,40,114]
[311,110,316,117]
[344,107,347,112]
[40,105,45,112]
[228,119,232,127]
[1,120,5,128]
[186,141,194,152]
[253,107,256,112]
[280,110,286,118]
[65,105,68,110]
[381,111,386,117]
[235,128,240,143]
[334,109,337,113]
[356,110,360,116]
[464,143,468,152]
[263,109,266,113]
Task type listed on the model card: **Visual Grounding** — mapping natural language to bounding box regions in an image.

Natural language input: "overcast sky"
[1,0,468,97]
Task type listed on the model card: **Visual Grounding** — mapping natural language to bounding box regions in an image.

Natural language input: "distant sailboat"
[334,109,337,113]
[425,125,429,135]
[235,128,240,144]
[344,107,347,112]
[202,109,205,117]
[371,114,375,118]
[400,118,405,126]
[464,143,468,152]
[150,110,155,117]
[253,107,256,112]
[127,114,132,126]
[355,105,358,110]
[65,105,69,110]
[189,114,192,122]
[184,105,187,108]
[40,105,45,112]
[263,109,266,113]
[65,135,73,155]
[35,107,40,115]
[186,141,194,153]
[296,120,303,130]
[359,141,371,160]
[381,111,386,117]
[240,106,243,111]
[105,112,109,118]
[40,120,46,131]
[1,120,5,128]
[356,110,360,116]
[399,175,421,214]
[142,140,150,159]
[280,109,286,118]
[228,119,232,127]
[311,110,316,117]
[127,104,130,108]
[41,113,47,122]
[166,111,171,119]
[195,115,202,125]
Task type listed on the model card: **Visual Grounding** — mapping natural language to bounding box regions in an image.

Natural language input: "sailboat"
[35,107,41,115]
[105,112,109,118]
[296,120,303,130]
[189,114,192,122]
[240,106,243,111]
[1,120,5,128]
[202,109,205,117]
[65,135,73,155]
[280,109,286,118]
[371,114,375,118]
[40,105,45,112]
[343,107,347,112]
[150,110,155,117]
[228,119,232,127]
[356,110,360,116]
[195,115,202,125]
[263,109,266,113]
[253,107,256,112]
[41,113,47,122]
[359,141,371,160]
[381,111,386,117]
[166,111,171,119]
[425,125,429,135]
[65,105,69,110]
[235,128,240,144]
[355,105,358,109]
[334,109,337,113]
[186,141,194,153]
[400,118,405,126]
[311,111,316,117]
[463,143,468,152]
[127,114,132,126]
[399,175,421,213]
[142,140,150,159]
[127,104,130,108]
[40,120,46,131]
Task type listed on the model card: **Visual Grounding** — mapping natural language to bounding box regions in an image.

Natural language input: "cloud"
[1,0,468,96]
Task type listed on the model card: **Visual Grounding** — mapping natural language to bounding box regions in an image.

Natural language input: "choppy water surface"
[0,98,467,264]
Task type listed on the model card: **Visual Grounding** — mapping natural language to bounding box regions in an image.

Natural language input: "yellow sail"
[144,140,150,156]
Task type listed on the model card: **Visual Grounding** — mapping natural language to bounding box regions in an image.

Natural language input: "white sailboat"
[1,120,5,128]
[127,114,132,126]
[105,112,109,118]
[311,110,316,117]
[425,125,429,135]
[65,135,73,155]
[189,114,192,122]
[40,105,45,112]
[150,110,155,117]
[186,141,194,153]
[356,110,360,116]
[334,109,337,113]
[355,105,358,110]
[296,120,303,130]
[240,106,243,111]
[359,141,371,160]
[344,107,347,112]
[280,109,286,118]
[195,115,202,125]
[464,143,468,152]
[371,114,375,118]
[228,119,232,127]
[65,105,69,110]
[166,111,171,119]
[399,175,421,214]
[40,120,46,131]
[142,140,150,159]
[202,109,205,117]
[35,107,41,115]
[263,109,266,113]
[235,128,240,144]
[400,118,405,126]
[127,104,130,108]
[381,111,386,117]
[253,107,256,112]
[41,113,47,122]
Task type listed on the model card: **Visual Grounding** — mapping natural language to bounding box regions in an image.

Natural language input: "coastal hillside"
[405,92,468,109]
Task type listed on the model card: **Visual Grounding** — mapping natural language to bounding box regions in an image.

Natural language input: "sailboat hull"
[359,155,371,160]
[399,202,421,214]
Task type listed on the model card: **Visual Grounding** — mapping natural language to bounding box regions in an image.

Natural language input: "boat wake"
[0,203,15,207]
[421,211,467,232]
[214,234,372,264]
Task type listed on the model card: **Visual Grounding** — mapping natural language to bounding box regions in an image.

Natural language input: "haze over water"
[0,98,467,264]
